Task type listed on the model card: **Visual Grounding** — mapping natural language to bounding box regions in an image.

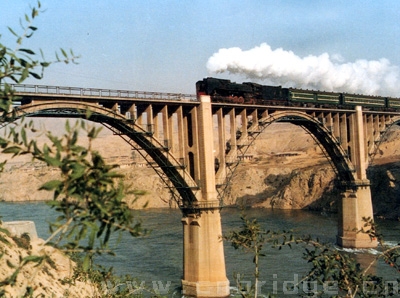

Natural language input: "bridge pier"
[337,181,377,248]
[181,205,230,297]
[180,94,229,297]
[337,106,377,248]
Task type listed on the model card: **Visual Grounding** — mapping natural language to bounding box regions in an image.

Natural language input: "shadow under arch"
[369,115,400,165]
[9,101,199,206]
[253,110,356,187]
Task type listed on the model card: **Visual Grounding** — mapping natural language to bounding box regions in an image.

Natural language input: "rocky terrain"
[0,229,97,297]
[1,119,400,219]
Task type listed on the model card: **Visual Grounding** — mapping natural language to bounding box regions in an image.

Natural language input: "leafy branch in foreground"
[0,1,147,296]
[227,213,400,297]
[2,118,147,270]
[223,212,291,298]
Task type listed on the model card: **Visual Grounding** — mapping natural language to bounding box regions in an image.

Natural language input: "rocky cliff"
[1,120,400,219]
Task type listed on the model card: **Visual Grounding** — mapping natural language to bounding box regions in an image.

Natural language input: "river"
[1,202,400,296]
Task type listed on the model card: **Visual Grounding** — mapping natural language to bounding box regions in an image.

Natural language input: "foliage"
[226,212,400,298]
[0,2,147,296]
[3,119,147,267]
[223,211,290,298]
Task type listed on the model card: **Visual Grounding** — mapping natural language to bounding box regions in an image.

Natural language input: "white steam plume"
[207,43,400,96]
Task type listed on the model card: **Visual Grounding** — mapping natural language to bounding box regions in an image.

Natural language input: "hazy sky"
[2,0,400,95]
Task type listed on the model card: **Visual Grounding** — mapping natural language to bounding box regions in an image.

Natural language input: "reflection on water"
[1,202,400,296]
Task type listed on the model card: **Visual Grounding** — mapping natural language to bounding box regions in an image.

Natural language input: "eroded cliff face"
[228,165,338,210]
[223,145,339,211]
[1,121,400,219]
[223,123,400,219]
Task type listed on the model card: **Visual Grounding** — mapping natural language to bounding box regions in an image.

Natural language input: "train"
[196,77,400,110]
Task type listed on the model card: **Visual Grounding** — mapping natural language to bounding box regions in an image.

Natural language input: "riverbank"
[0,223,97,297]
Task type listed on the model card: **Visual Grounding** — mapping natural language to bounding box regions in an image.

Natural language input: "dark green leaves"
[28,120,145,271]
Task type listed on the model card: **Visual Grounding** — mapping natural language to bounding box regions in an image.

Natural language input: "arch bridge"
[8,84,400,297]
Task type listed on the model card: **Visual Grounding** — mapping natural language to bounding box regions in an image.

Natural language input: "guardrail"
[9,84,198,102]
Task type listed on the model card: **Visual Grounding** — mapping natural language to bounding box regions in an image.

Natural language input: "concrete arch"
[256,110,356,185]
[11,101,199,205]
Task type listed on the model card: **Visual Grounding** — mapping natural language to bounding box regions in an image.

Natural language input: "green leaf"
[61,48,68,58]
[7,27,18,37]
[43,155,62,167]
[2,146,22,155]
[6,260,16,269]
[29,71,42,79]
[39,180,63,191]
[19,68,29,83]
[21,255,44,266]
[18,48,35,55]
[82,254,91,271]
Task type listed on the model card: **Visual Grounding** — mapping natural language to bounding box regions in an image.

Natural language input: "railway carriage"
[196,77,398,111]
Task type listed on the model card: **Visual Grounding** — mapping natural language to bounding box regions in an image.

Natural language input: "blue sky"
[2,0,400,94]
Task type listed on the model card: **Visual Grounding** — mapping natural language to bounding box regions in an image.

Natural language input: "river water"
[1,202,400,296]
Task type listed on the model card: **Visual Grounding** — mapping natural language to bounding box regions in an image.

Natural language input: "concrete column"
[339,113,348,153]
[127,104,136,121]
[366,114,374,155]
[326,112,333,132]
[161,106,169,148]
[176,106,185,162]
[190,107,201,182]
[337,185,377,248]
[337,107,376,248]
[250,110,258,128]
[153,109,160,139]
[240,109,248,138]
[182,211,230,297]
[332,113,340,141]
[228,109,237,162]
[168,109,174,152]
[181,95,229,297]
[353,107,367,180]
[145,104,154,134]
[216,108,226,179]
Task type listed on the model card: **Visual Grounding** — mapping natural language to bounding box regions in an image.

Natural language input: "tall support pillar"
[337,106,377,248]
[181,95,230,298]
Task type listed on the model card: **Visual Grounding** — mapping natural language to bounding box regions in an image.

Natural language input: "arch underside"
[369,115,400,165]
[10,101,199,205]
[225,110,356,190]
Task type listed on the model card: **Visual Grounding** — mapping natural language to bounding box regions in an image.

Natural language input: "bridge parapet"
[11,83,197,101]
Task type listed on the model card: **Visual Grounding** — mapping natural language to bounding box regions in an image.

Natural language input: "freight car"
[196,77,400,110]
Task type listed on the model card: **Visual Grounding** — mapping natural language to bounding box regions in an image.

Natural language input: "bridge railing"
[9,84,198,102]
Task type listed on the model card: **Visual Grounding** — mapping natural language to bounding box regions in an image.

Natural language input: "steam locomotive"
[196,77,400,110]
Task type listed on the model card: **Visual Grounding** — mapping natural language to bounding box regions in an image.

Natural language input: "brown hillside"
[1,119,400,219]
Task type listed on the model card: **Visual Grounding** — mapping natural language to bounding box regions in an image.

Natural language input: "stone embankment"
[1,122,400,219]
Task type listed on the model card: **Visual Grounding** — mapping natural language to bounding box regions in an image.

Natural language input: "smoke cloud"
[207,43,400,96]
